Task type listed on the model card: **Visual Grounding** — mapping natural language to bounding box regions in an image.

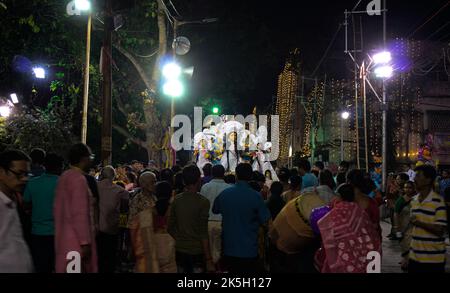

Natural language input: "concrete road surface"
[380,221,450,273]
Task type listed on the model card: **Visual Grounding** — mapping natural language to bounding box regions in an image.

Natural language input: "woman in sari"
[153,181,177,273]
[315,184,382,273]
[127,172,159,273]
[269,175,325,272]
[128,173,177,273]
[346,170,382,238]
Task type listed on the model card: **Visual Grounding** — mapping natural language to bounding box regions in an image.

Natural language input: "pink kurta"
[54,169,98,273]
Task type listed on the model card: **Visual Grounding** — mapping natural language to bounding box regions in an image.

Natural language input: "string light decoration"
[330,79,339,162]
[301,85,315,157]
[300,81,326,158]
[315,81,326,143]
[351,80,357,161]
[325,79,356,163]
[275,50,300,166]
[388,38,426,163]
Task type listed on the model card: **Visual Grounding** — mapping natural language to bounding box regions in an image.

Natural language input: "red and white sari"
[315,201,381,273]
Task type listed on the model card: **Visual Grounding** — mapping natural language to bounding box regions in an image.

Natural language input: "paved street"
[380,221,450,273]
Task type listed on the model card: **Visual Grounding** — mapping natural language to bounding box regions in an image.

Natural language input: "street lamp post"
[340,111,350,162]
[81,13,92,145]
[162,61,183,167]
[372,51,391,193]
[382,0,388,193]
[75,0,92,144]
[166,17,218,167]
[0,105,11,118]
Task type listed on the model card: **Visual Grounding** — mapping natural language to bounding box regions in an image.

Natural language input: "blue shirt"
[23,173,59,235]
[213,181,270,258]
[439,178,450,198]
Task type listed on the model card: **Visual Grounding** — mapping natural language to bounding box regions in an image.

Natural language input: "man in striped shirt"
[409,165,448,273]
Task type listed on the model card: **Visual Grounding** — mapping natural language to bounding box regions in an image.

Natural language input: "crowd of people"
[0,143,449,273]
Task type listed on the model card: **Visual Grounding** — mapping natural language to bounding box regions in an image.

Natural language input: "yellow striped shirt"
[409,191,448,264]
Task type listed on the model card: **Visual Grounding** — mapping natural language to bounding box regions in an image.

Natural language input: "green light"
[212,106,219,114]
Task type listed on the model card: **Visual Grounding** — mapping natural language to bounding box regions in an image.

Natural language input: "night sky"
[173,0,450,114]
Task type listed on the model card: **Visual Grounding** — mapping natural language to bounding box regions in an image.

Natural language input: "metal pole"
[344,10,348,53]
[381,0,387,192]
[169,20,178,167]
[362,64,369,173]
[81,13,92,144]
[353,15,360,170]
[341,117,344,162]
[101,0,113,166]
[170,97,175,166]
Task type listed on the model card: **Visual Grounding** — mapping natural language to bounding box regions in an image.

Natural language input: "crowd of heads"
[1,142,448,204]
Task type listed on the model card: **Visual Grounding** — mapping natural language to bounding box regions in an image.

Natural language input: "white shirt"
[200,179,230,221]
[407,169,416,182]
[0,191,33,273]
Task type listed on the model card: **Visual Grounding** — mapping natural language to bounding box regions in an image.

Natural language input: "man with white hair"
[97,165,129,273]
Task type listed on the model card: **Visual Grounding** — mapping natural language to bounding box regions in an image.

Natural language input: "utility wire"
[438,31,450,42]
[311,23,343,76]
[169,0,182,17]
[160,0,174,26]
[352,0,363,12]
[408,1,450,38]
[161,0,175,19]
[425,21,450,40]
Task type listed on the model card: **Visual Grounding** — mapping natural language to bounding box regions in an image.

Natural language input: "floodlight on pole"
[372,51,391,64]
[10,93,19,104]
[75,0,91,11]
[162,62,182,80]
[163,80,184,98]
[374,65,393,78]
[32,67,46,79]
[0,106,11,117]
[340,111,350,162]
[341,111,350,120]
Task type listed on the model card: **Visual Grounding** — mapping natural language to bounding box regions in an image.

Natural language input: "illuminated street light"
[0,105,11,117]
[75,0,91,11]
[162,62,182,80]
[163,80,184,98]
[32,67,46,79]
[10,93,19,104]
[372,51,391,64]
[341,111,350,120]
[374,65,393,78]
[340,111,350,161]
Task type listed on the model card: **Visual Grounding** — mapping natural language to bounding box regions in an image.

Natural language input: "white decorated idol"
[252,142,265,173]
[263,142,278,181]
[221,131,240,173]
[193,132,211,171]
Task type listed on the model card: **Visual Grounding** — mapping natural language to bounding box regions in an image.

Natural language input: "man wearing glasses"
[54,143,98,273]
[0,149,34,273]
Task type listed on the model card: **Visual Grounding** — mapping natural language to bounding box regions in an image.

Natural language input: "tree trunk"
[143,0,168,166]
[112,0,168,166]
